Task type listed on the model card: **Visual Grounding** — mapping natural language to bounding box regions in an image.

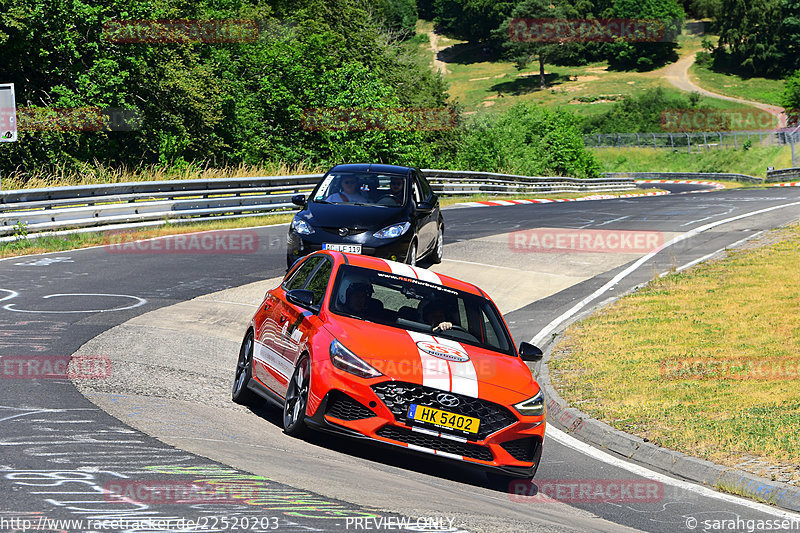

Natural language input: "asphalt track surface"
[2,185,800,533]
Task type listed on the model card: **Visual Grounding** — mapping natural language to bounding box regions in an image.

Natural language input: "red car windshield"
[330,265,515,356]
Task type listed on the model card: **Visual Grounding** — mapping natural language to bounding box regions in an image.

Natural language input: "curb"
[770,182,800,187]
[635,179,726,190]
[534,307,800,514]
[451,190,670,208]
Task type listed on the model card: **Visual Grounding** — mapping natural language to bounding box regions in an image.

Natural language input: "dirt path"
[661,49,787,127]
[428,29,449,76]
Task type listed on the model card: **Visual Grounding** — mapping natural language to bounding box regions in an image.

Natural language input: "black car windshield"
[330,265,515,356]
[311,172,408,207]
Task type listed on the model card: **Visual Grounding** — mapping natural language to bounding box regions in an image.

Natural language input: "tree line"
[0,0,602,181]
[424,0,799,78]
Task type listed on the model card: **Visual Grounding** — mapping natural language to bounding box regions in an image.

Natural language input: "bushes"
[454,104,602,178]
[582,88,697,133]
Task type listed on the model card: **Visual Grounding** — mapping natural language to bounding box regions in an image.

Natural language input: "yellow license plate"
[408,404,480,434]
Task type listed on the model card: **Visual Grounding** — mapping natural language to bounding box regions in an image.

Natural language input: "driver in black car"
[381,176,405,205]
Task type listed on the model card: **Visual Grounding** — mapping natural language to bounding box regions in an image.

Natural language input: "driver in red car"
[345,282,372,315]
[423,301,453,332]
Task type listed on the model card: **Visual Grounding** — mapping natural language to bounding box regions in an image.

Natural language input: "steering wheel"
[377,194,401,206]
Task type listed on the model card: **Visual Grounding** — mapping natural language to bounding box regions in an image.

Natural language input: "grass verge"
[2,189,667,259]
[1,161,323,191]
[689,63,786,107]
[592,145,793,177]
[549,224,800,483]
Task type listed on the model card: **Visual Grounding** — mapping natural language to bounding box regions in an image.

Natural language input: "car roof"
[312,251,486,298]
[328,163,416,175]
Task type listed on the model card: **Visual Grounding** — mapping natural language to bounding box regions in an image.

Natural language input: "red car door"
[253,256,323,394]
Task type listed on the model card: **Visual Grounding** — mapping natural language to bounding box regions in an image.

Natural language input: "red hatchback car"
[232,251,546,480]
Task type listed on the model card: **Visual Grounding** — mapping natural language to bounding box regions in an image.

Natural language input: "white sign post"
[0,83,17,143]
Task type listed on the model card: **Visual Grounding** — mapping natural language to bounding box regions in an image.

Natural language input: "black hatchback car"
[287,164,443,268]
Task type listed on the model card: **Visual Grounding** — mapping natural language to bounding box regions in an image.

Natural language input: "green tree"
[497,0,580,88]
[604,0,684,71]
[433,0,515,42]
[714,0,787,76]
[784,70,800,125]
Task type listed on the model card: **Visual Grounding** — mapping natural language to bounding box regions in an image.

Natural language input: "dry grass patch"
[549,225,800,482]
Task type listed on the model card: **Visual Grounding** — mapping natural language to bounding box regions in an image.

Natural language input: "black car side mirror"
[286,289,317,311]
[416,201,435,213]
[519,342,543,361]
[291,194,306,207]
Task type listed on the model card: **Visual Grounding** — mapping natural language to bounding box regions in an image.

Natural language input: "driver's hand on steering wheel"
[433,321,453,332]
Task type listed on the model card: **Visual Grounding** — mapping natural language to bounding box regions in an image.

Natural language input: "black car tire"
[232,331,257,405]
[283,356,310,437]
[431,223,444,264]
[405,240,417,266]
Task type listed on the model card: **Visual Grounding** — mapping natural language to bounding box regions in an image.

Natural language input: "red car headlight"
[329,339,383,379]
[514,390,545,417]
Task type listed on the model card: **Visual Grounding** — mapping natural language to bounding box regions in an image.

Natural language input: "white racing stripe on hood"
[386,260,417,278]
[383,259,443,285]
[413,267,442,285]
[406,331,478,397]
[429,335,479,398]
[408,331,450,392]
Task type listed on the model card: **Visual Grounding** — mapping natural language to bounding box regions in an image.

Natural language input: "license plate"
[407,404,480,434]
[323,243,361,253]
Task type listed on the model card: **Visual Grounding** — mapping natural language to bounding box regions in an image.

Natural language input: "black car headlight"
[330,340,382,379]
[373,221,410,239]
[291,217,314,235]
[514,390,545,417]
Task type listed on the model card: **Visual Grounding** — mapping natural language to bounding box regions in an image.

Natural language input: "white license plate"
[323,243,362,253]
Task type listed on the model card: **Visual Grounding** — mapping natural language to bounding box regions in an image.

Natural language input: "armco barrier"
[766,167,800,183]
[603,171,764,184]
[0,171,636,238]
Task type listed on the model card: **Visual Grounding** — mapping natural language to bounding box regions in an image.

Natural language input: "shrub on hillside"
[454,104,602,178]
[582,88,695,133]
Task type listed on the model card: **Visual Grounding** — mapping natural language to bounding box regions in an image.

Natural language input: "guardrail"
[766,167,800,182]
[603,171,764,184]
[0,171,636,238]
